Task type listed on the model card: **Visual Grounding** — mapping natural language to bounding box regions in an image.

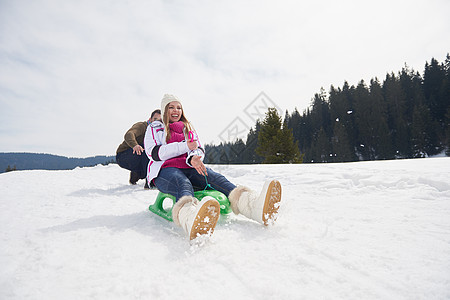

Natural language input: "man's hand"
[191,155,207,176]
[133,145,144,155]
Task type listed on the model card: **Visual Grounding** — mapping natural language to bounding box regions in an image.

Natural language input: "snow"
[1,158,450,299]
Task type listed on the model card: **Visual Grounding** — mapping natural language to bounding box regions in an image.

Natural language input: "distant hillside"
[0,153,116,173]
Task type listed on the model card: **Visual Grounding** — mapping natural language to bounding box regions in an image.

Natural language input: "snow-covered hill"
[1,158,449,299]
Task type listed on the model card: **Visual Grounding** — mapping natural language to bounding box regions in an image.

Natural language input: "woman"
[144,94,281,240]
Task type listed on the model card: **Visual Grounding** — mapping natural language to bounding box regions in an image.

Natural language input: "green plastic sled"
[149,190,232,222]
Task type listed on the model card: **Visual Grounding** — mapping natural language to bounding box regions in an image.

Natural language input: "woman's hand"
[191,155,207,176]
[187,140,198,150]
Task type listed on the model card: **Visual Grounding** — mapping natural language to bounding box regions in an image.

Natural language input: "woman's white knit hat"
[161,94,181,118]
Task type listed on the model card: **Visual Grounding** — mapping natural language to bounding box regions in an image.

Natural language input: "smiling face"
[166,101,183,123]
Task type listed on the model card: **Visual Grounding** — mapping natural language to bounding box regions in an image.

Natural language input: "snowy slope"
[1,158,449,300]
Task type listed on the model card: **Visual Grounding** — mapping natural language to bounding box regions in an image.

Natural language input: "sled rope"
[203,174,214,191]
[188,129,213,191]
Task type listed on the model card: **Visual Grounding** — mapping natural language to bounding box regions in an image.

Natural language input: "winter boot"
[228,180,282,226]
[172,195,221,240]
[129,171,140,185]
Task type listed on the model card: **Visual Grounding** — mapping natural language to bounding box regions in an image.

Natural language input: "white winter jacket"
[144,120,205,183]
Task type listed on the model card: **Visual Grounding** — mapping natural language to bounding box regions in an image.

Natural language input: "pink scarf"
[161,121,190,169]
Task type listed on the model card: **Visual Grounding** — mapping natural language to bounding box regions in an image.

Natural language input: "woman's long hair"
[163,102,193,143]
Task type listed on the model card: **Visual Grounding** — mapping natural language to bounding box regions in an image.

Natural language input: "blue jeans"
[115,147,149,179]
[154,167,236,201]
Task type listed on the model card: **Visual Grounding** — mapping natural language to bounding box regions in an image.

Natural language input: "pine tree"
[280,125,304,163]
[424,58,447,123]
[332,121,355,162]
[369,79,393,159]
[445,107,450,156]
[229,139,246,164]
[354,80,373,160]
[310,127,331,162]
[329,83,357,161]
[310,89,331,137]
[289,108,313,155]
[352,79,392,160]
[384,72,409,157]
[411,104,436,157]
[256,108,302,163]
[443,54,450,155]
[243,122,263,164]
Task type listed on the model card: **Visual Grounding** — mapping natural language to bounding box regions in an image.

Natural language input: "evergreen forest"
[204,55,450,164]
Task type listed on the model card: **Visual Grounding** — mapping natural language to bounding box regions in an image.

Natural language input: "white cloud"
[1,0,449,157]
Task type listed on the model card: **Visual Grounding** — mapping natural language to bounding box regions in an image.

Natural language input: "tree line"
[0,153,116,173]
[205,55,450,164]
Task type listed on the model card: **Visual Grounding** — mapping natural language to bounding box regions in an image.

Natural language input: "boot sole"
[262,180,282,226]
[190,199,221,240]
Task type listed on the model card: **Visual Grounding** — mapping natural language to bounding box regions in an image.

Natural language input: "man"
[116,109,161,188]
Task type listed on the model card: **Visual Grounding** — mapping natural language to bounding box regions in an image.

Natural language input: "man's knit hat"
[161,94,181,119]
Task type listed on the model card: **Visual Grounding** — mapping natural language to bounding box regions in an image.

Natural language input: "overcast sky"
[1,0,449,157]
